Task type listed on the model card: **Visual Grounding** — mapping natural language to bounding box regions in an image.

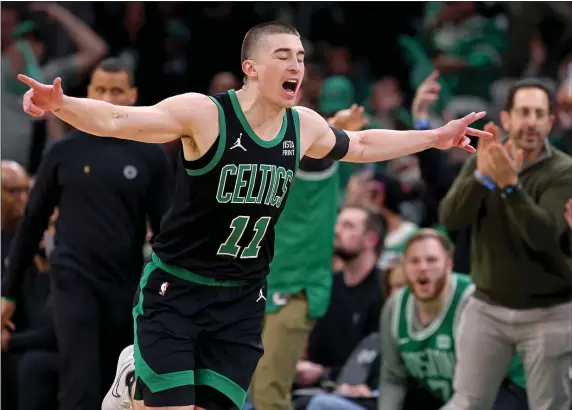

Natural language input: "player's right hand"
[18,75,64,117]
[0,298,16,328]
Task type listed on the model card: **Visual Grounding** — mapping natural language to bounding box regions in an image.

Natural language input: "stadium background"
[1,2,571,410]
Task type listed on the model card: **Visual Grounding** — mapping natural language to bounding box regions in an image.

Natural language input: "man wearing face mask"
[439,79,572,410]
[295,205,386,388]
[379,228,528,410]
[1,58,173,410]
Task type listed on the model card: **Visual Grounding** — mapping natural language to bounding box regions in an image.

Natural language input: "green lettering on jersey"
[231,164,250,204]
[245,164,259,204]
[269,167,286,207]
[275,168,294,208]
[263,165,278,206]
[257,165,272,204]
[216,164,237,203]
[216,164,294,208]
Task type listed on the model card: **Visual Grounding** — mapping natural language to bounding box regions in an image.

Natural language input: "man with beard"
[294,205,386,388]
[439,79,572,410]
[379,228,528,410]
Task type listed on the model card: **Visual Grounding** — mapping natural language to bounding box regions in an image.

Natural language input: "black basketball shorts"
[132,256,267,409]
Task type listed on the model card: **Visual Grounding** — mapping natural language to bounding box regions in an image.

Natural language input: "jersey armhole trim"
[186,97,227,177]
[292,107,301,171]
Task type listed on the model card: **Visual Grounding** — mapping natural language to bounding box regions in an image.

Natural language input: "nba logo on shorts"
[159,282,169,296]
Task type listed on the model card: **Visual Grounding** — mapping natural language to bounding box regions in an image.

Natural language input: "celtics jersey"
[267,161,339,318]
[153,89,300,282]
[393,273,526,402]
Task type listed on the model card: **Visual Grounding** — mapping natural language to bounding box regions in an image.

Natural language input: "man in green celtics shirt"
[250,104,368,410]
[379,229,528,410]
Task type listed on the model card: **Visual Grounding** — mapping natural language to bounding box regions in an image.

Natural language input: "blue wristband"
[414,118,431,130]
[473,169,496,191]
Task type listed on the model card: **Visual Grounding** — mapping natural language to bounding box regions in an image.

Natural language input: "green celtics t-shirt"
[267,163,339,319]
[393,273,526,402]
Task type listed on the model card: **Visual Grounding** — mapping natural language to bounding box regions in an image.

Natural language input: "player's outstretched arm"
[298,106,492,163]
[19,75,211,143]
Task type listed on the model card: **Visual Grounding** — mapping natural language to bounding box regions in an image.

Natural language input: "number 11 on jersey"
[217,216,272,259]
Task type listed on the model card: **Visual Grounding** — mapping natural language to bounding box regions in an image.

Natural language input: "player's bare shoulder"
[293,106,331,156]
[161,93,221,161]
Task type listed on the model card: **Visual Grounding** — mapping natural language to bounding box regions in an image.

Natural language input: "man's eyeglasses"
[510,107,550,120]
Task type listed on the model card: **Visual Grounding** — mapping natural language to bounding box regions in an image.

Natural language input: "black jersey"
[153,89,301,282]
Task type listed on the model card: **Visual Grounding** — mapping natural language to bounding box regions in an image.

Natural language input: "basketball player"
[18,22,490,410]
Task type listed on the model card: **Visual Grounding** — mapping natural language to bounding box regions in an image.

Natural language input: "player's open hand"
[433,111,491,152]
[18,75,64,117]
[328,104,369,131]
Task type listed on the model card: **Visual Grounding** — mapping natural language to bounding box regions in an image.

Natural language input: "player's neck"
[235,85,285,128]
[414,275,451,325]
[342,251,377,287]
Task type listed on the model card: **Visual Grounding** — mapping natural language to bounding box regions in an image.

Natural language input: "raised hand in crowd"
[412,71,441,121]
[328,104,369,131]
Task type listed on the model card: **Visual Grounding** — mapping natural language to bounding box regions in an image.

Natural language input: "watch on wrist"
[500,183,520,199]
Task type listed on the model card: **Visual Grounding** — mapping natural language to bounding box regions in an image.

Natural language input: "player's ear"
[242,59,258,80]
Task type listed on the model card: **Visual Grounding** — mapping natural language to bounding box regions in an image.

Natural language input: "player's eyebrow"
[273,47,305,56]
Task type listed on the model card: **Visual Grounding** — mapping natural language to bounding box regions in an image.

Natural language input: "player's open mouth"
[282,79,298,96]
[417,278,429,286]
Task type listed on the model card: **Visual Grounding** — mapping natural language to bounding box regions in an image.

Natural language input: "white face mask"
[44,231,55,258]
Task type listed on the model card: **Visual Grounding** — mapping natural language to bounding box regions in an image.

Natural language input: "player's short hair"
[343,204,388,257]
[93,58,135,87]
[240,21,300,63]
[504,78,554,113]
[403,228,454,258]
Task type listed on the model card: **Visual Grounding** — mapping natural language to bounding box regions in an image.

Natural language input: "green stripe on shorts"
[151,253,248,287]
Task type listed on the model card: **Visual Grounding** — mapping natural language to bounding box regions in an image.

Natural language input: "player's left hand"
[433,111,491,152]
[328,104,369,131]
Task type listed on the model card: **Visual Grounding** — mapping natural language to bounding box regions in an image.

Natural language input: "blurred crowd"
[1,2,572,410]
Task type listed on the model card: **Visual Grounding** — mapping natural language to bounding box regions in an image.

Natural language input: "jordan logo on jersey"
[230,133,247,151]
[256,287,266,302]
[282,140,295,156]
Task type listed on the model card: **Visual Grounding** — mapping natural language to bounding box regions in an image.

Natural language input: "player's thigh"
[444,296,514,410]
[133,262,197,405]
[251,296,314,406]
[195,280,267,410]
